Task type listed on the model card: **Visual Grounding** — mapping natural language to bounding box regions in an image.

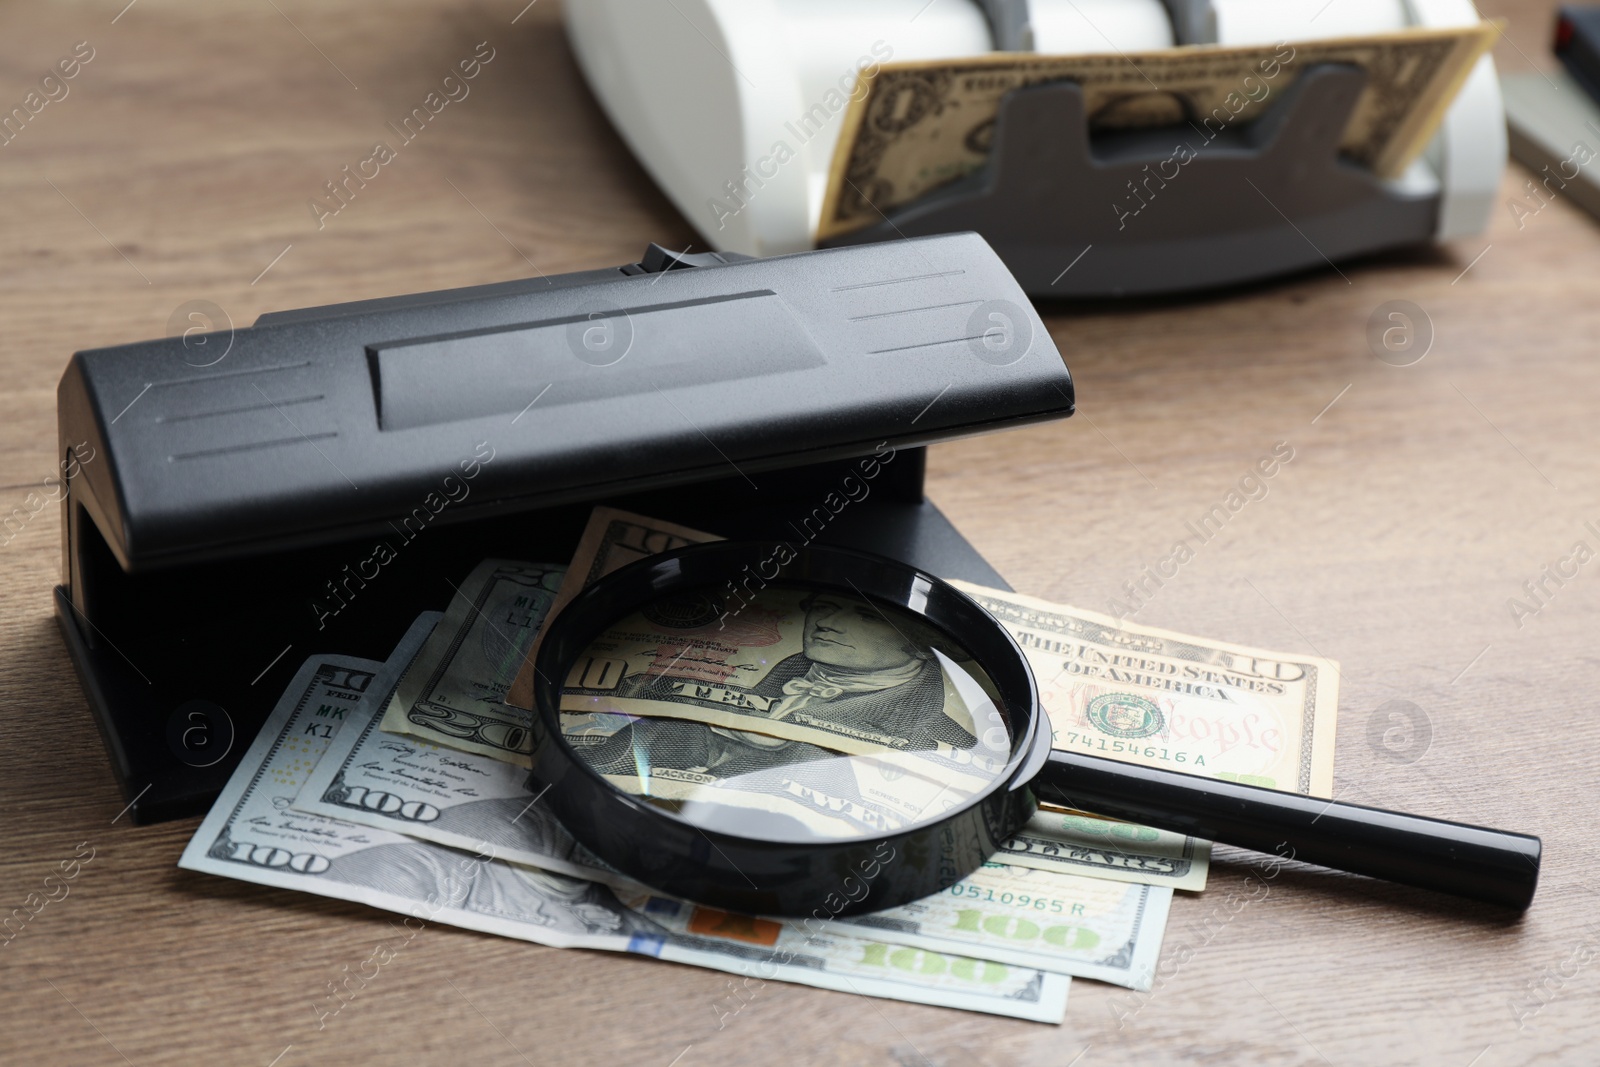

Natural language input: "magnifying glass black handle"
[1035,750,1540,910]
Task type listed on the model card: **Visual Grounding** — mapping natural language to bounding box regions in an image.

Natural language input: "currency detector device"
[55,234,1074,823]
[1501,7,1600,226]
[565,0,1505,296]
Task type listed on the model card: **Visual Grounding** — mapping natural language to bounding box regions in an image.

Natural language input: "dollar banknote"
[817,23,1496,237]
[837,862,1171,991]
[506,507,718,712]
[299,616,624,886]
[188,623,1070,1021]
[559,581,1005,758]
[499,507,1210,888]
[378,558,566,766]
[309,671,986,873]
[950,582,1339,796]
[294,624,1162,989]
[297,684,1166,988]
[614,894,1069,1022]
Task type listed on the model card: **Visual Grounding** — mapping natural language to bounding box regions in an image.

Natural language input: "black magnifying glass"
[527,541,1540,918]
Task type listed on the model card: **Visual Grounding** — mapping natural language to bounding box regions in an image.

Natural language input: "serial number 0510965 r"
[940,885,1081,913]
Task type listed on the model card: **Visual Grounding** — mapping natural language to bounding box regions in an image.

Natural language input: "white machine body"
[565,0,1503,256]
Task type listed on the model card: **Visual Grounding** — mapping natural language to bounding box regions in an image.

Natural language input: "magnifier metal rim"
[531,541,1043,844]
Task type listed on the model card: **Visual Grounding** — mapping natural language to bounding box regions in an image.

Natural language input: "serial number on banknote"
[939,885,1091,914]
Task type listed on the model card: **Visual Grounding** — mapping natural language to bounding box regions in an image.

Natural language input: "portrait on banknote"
[596,587,981,752]
[559,585,1011,839]
[563,585,985,758]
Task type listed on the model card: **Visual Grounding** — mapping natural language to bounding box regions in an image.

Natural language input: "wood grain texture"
[1,1,1596,1064]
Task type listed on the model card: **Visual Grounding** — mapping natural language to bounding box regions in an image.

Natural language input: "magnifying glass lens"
[557,582,1014,842]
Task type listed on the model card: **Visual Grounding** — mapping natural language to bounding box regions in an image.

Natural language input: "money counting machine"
[565,0,1504,295]
[55,234,1074,823]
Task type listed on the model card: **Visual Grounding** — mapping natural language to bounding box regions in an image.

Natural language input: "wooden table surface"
[2,1,1596,1063]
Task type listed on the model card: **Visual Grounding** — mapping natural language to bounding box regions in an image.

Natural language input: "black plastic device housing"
[55,233,1074,823]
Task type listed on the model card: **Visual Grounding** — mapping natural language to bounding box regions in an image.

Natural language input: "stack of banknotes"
[180,507,1339,1024]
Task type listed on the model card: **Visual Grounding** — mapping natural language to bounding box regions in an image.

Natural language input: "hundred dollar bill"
[949,582,1338,795]
[295,633,1137,993]
[618,894,1070,1022]
[837,861,1171,991]
[299,631,623,887]
[301,599,1154,989]
[378,558,566,766]
[191,626,1069,1021]
[302,613,997,851]
[181,616,638,949]
[300,679,1151,990]
[506,506,718,713]
[817,24,1497,238]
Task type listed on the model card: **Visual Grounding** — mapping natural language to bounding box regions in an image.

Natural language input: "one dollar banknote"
[817,23,1496,236]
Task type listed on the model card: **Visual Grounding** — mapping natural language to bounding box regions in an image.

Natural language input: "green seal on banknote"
[1086,693,1164,740]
